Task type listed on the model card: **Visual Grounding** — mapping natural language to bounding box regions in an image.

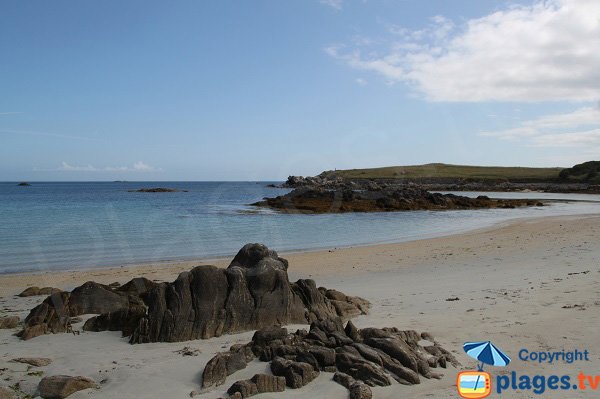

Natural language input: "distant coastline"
[275,162,600,194]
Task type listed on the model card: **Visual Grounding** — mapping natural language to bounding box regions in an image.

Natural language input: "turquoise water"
[1,182,599,274]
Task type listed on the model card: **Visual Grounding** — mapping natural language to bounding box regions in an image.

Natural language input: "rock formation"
[19,244,369,343]
[253,185,543,213]
[202,320,459,398]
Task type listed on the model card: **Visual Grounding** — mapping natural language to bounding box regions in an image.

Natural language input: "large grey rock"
[38,375,98,399]
[201,353,227,388]
[21,244,369,344]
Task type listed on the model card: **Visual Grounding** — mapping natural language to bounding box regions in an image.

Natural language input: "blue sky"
[1,0,599,181]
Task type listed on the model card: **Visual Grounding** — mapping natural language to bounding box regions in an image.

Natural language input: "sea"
[1,181,599,274]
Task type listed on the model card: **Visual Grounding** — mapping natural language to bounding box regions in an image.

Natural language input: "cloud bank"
[320,0,343,10]
[481,106,600,150]
[327,0,600,102]
[52,161,161,172]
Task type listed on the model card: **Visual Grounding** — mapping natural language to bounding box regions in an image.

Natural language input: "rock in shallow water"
[253,185,542,213]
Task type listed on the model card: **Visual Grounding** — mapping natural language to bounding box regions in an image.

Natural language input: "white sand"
[1,214,599,398]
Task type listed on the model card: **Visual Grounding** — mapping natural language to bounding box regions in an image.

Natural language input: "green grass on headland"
[319,163,564,182]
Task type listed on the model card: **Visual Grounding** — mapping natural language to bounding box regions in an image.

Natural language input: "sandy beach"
[1,213,599,398]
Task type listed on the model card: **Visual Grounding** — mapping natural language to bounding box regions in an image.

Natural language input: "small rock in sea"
[38,375,98,399]
[445,297,460,301]
[128,187,181,193]
[0,316,20,329]
[17,182,31,186]
[12,357,52,367]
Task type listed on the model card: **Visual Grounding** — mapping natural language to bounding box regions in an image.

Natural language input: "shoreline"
[2,213,599,398]
[1,212,598,296]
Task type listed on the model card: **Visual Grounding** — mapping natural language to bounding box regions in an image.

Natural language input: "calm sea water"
[1,182,599,274]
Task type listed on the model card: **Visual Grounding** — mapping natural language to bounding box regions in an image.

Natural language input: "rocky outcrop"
[18,278,156,340]
[283,171,600,194]
[253,186,543,213]
[37,375,98,399]
[18,287,62,297]
[282,175,344,189]
[201,321,458,397]
[0,316,19,329]
[19,244,369,343]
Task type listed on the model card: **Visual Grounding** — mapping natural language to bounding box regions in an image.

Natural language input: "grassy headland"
[319,163,563,183]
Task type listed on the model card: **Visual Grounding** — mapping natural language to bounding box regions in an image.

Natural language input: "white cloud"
[132,161,155,171]
[0,128,96,141]
[355,78,368,86]
[53,161,161,172]
[327,0,600,102]
[481,106,600,148]
[320,0,342,10]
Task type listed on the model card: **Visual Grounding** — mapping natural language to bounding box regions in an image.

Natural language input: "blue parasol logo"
[463,341,511,370]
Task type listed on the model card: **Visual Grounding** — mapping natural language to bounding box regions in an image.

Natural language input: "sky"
[1,0,599,181]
